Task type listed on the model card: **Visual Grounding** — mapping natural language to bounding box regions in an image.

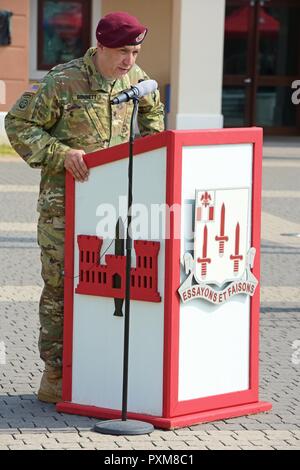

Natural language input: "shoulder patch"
[17,93,34,110]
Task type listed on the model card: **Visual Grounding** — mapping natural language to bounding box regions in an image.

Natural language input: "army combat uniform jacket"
[5,47,165,216]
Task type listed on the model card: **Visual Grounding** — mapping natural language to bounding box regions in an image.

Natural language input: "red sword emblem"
[197,224,211,279]
[230,222,243,274]
[215,203,229,256]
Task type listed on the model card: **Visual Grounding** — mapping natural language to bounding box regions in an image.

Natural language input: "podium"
[57,128,272,429]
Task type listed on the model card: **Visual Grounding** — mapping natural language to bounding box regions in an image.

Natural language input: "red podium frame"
[57,128,272,428]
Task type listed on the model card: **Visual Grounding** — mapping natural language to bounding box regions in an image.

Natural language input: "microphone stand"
[93,97,154,435]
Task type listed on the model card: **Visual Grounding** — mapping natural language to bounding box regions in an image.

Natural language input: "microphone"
[110,79,158,105]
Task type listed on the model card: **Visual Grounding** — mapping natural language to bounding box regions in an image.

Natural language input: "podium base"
[57,401,272,430]
[93,419,154,436]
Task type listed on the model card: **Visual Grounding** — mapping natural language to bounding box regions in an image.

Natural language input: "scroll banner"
[179,279,258,305]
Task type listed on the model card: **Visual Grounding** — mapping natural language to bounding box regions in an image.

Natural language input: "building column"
[168,0,225,130]
[91,0,102,45]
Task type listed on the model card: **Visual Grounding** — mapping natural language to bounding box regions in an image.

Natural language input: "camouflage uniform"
[5,47,164,370]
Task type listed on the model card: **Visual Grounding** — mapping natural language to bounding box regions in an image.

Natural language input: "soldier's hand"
[64,149,89,182]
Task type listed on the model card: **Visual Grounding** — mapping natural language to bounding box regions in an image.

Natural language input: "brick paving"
[0,138,299,450]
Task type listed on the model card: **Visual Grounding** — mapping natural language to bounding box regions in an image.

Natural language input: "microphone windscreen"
[135,80,158,98]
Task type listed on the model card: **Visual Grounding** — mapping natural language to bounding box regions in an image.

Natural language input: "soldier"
[5,11,164,403]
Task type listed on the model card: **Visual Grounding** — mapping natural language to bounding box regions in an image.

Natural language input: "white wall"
[0,112,9,145]
[168,0,226,129]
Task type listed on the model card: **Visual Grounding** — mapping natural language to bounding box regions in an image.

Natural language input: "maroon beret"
[96,11,148,48]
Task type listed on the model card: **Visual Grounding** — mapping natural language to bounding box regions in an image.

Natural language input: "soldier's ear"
[97,41,105,51]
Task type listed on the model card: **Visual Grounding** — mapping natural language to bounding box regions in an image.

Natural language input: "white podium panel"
[72,148,167,415]
[58,129,272,429]
[179,144,253,401]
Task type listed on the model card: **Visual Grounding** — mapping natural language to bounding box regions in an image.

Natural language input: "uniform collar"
[83,47,130,94]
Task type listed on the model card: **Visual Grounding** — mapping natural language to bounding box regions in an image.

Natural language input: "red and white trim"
[58,128,272,428]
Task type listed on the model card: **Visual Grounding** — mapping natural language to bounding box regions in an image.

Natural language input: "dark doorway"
[112,273,122,289]
[223,0,300,135]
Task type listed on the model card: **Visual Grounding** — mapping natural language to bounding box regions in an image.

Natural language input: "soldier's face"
[97,44,141,79]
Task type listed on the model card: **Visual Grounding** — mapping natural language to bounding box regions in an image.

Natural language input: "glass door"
[255,0,300,134]
[223,0,257,127]
[223,0,300,134]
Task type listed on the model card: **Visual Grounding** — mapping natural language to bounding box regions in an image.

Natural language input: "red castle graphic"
[75,235,161,302]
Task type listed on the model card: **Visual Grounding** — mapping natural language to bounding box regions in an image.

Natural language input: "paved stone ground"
[0,137,299,450]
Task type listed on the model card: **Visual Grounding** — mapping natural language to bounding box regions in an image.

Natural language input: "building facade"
[0,0,299,144]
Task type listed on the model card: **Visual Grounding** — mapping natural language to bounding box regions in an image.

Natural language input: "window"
[29,0,102,80]
[37,0,91,70]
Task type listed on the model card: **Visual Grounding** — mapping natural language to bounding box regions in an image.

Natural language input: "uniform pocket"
[37,216,65,248]
[85,102,109,141]
[62,104,90,135]
[121,101,134,138]
[109,102,133,141]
